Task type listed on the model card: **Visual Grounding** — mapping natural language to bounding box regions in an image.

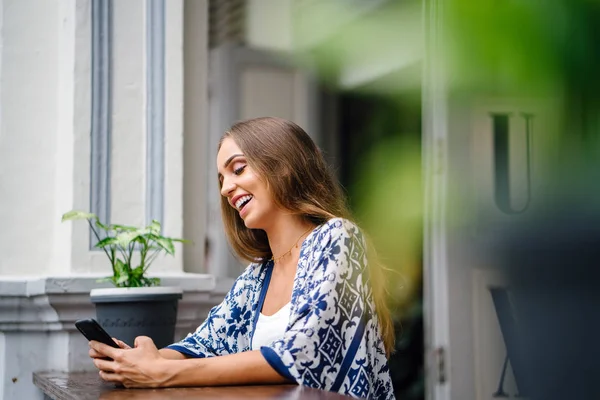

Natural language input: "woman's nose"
[220,177,235,197]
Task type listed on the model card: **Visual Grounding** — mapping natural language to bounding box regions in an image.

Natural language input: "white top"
[251,302,292,350]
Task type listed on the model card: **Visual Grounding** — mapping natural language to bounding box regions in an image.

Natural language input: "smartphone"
[75,318,121,349]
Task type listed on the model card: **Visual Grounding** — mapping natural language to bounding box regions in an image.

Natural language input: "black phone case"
[75,318,120,348]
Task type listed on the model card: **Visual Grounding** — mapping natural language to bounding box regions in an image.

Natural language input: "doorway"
[337,87,424,400]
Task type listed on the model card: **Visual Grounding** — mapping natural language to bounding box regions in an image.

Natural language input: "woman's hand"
[90,338,288,388]
[89,338,130,359]
[89,336,172,388]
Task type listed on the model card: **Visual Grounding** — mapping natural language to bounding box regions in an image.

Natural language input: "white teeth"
[235,195,253,210]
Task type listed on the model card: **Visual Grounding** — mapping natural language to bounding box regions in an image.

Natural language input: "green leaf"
[110,224,138,232]
[131,266,144,279]
[95,219,110,231]
[113,259,129,282]
[151,235,175,255]
[133,235,148,246]
[127,276,141,287]
[61,210,97,222]
[95,237,119,249]
[148,220,161,235]
[115,231,141,248]
[142,277,161,287]
[149,277,160,286]
[61,213,188,287]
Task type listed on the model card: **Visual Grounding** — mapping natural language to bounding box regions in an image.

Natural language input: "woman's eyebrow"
[223,153,244,169]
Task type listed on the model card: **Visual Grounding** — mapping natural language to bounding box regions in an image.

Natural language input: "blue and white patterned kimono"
[167,218,395,399]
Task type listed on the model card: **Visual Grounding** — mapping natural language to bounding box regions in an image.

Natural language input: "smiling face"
[217,137,280,230]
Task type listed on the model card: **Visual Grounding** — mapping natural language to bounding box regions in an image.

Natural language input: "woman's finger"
[99,370,123,383]
[112,338,131,349]
[89,348,105,358]
[89,340,121,360]
[93,358,116,373]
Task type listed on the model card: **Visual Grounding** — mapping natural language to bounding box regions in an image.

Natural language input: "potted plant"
[62,210,186,348]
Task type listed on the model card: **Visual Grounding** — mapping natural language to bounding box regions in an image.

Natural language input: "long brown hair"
[218,117,395,355]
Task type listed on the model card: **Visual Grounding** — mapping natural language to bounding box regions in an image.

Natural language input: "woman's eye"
[233,165,246,175]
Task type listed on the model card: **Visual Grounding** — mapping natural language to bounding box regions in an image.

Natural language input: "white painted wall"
[0,1,213,398]
[163,0,186,272]
[110,0,147,228]
[69,0,96,273]
[0,0,71,276]
[0,0,187,276]
[246,0,292,51]
[181,0,209,274]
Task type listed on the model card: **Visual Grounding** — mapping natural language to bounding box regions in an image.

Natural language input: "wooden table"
[33,371,356,400]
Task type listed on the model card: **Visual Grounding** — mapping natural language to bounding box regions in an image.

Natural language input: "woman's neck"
[265,215,315,264]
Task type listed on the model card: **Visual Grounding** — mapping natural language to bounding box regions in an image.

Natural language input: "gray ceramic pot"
[90,287,183,348]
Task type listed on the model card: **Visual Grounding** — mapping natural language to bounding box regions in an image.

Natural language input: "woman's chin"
[242,216,255,229]
[242,215,265,230]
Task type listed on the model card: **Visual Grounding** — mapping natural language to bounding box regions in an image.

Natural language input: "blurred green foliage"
[285,0,600,398]
[351,125,422,311]
[448,0,600,149]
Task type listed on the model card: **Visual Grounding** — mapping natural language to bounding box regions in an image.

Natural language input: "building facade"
[0,0,555,399]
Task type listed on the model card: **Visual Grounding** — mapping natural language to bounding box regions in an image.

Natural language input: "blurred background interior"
[1,0,599,399]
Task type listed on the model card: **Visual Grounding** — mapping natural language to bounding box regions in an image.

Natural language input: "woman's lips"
[238,198,252,218]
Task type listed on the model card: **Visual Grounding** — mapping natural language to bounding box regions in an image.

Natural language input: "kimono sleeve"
[261,219,371,391]
[165,264,260,358]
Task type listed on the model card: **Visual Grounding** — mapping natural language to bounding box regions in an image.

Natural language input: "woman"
[89,117,396,399]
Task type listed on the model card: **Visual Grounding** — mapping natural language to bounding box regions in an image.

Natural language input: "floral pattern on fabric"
[167,218,395,400]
